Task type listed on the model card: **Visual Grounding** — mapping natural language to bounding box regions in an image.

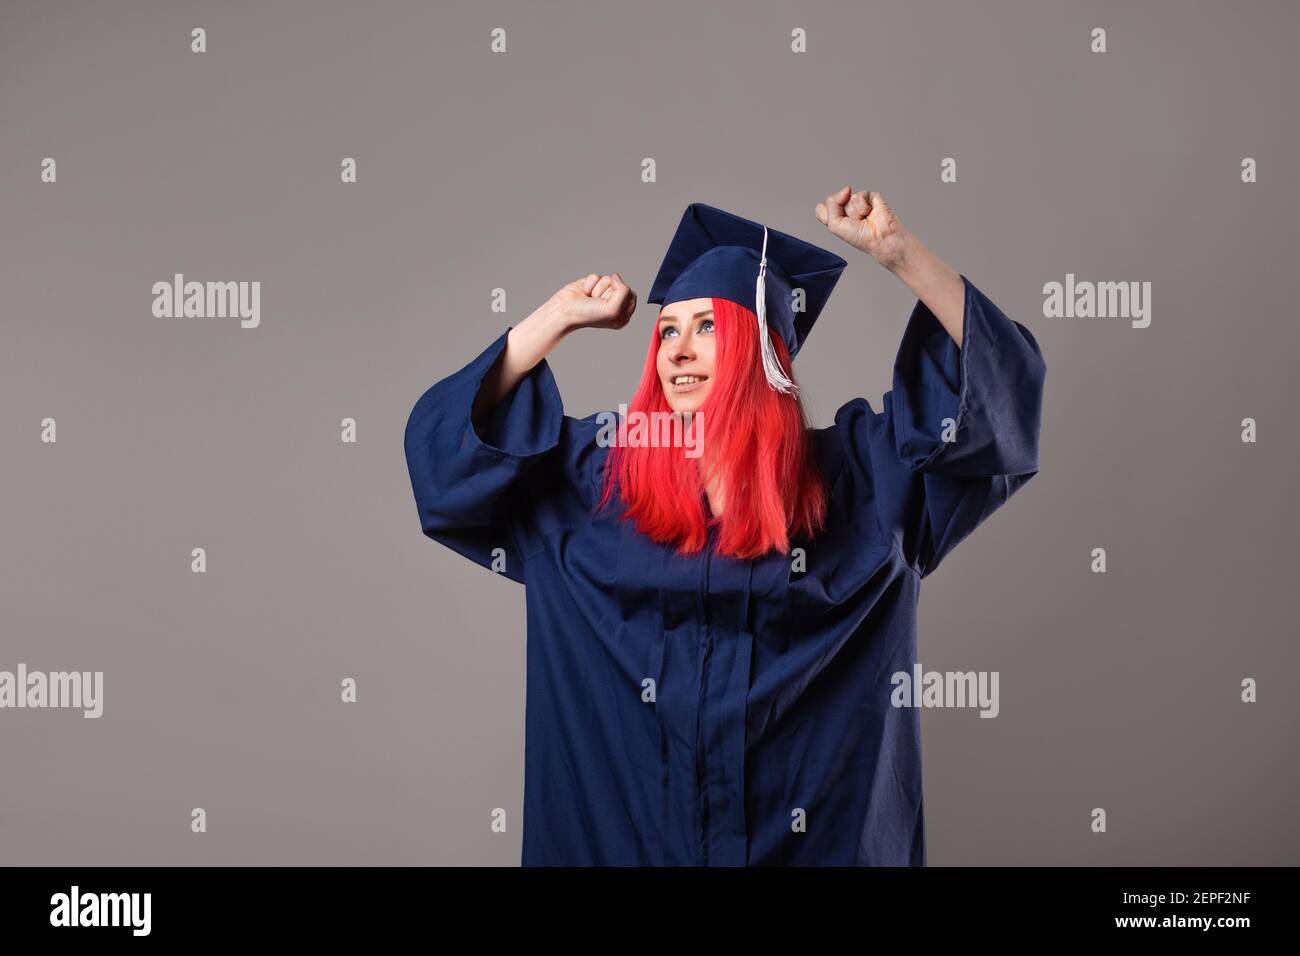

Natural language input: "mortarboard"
[647,203,848,393]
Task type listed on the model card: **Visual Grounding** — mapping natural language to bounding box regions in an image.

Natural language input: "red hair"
[596,296,828,559]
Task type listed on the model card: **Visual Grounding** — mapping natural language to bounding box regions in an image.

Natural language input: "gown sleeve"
[834,274,1046,578]
[402,327,568,585]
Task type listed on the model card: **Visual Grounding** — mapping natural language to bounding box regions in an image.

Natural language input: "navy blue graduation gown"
[404,274,1045,866]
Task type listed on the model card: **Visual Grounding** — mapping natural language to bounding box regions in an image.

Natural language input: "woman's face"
[656,297,716,414]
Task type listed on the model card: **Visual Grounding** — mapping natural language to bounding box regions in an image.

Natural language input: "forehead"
[658,297,714,320]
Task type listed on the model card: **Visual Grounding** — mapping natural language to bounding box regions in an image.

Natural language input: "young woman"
[404,188,1046,866]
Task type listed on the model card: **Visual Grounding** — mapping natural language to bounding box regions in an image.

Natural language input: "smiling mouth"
[670,374,709,393]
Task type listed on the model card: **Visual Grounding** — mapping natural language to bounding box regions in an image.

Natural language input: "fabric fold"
[402,327,565,583]
[888,273,1045,478]
[833,274,1046,577]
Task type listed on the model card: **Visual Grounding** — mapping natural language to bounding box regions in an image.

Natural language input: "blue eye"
[659,318,711,340]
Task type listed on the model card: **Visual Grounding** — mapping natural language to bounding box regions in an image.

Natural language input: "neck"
[704,473,724,519]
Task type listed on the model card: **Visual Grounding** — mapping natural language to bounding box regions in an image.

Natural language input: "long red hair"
[596,296,828,559]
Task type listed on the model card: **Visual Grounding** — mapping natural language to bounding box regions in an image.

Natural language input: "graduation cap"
[647,202,848,393]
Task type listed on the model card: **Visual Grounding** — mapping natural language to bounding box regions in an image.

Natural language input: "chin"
[661,381,707,415]
[665,390,707,416]
[667,394,708,415]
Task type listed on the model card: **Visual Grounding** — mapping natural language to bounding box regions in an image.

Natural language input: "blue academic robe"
[404,274,1046,866]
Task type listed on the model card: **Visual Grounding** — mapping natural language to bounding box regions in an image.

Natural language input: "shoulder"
[807,397,886,480]
[549,410,616,507]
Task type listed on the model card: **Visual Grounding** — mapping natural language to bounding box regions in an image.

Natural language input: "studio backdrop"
[1,0,1296,865]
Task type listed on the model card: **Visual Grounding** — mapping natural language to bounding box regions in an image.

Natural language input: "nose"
[668,329,695,362]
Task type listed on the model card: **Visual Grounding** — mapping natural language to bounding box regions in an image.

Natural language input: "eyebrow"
[658,309,714,324]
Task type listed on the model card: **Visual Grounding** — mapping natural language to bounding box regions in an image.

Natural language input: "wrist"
[883,232,925,278]
[530,299,575,340]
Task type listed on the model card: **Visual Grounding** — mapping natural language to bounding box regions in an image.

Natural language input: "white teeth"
[674,375,703,385]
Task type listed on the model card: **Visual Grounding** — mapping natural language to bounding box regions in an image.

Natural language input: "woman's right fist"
[552,273,637,332]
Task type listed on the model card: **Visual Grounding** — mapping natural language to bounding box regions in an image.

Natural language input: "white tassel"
[755,226,797,394]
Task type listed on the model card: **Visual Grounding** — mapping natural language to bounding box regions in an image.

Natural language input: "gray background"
[2,0,1296,865]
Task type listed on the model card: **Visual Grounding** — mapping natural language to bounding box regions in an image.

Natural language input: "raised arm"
[815,186,1046,576]
[815,185,966,347]
[472,273,638,429]
[404,272,637,582]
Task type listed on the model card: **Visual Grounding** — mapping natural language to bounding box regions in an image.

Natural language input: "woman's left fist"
[814,186,913,270]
